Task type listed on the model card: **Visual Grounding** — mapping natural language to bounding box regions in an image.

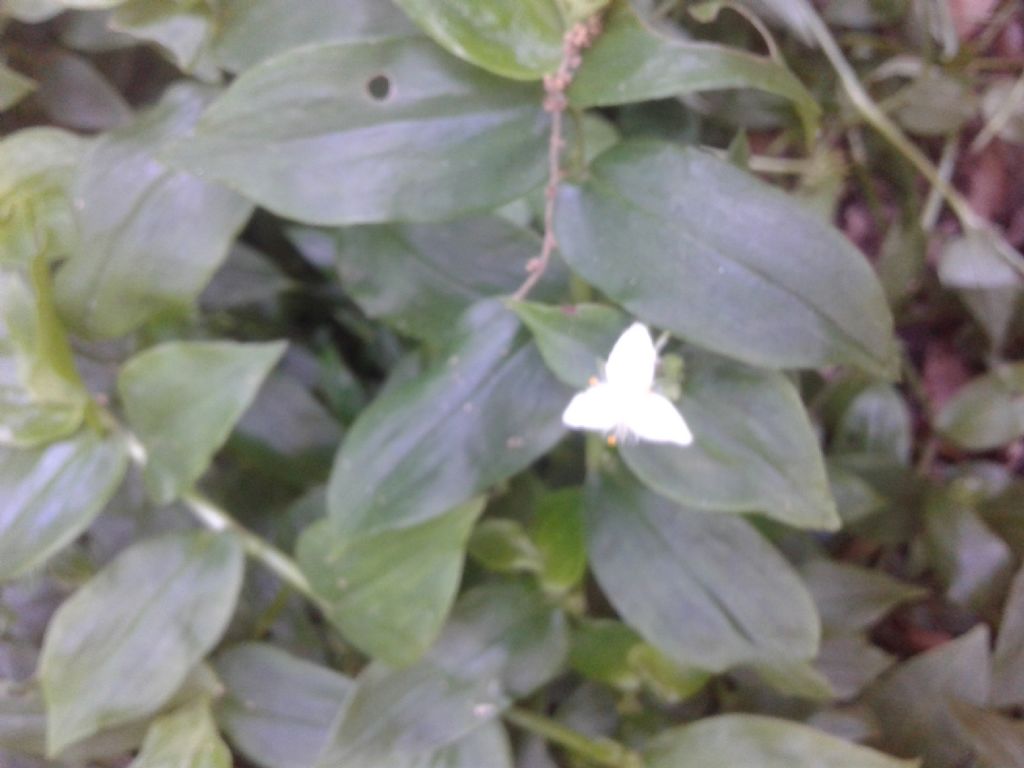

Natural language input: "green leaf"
[0,64,35,111]
[212,0,415,72]
[622,351,838,530]
[512,302,628,388]
[555,141,898,377]
[938,231,1022,352]
[40,531,245,754]
[54,84,253,338]
[390,0,564,80]
[291,217,563,343]
[532,488,587,592]
[815,634,894,700]
[924,491,1013,613]
[164,39,548,226]
[469,518,544,574]
[832,383,913,464]
[993,566,1024,707]
[315,582,567,765]
[129,701,231,768]
[645,714,917,768]
[214,644,354,768]
[326,300,569,537]
[0,431,127,581]
[298,499,484,666]
[936,364,1024,451]
[570,620,643,689]
[585,467,820,672]
[118,340,286,505]
[0,127,83,268]
[865,625,991,768]
[801,559,925,634]
[569,5,820,141]
[110,0,218,75]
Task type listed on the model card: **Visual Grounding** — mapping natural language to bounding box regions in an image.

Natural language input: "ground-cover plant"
[2,0,1024,766]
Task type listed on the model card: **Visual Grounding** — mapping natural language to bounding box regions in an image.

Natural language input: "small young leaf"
[40,531,244,754]
[119,340,286,505]
[936,364,1024,451]
[129,700,231,768]
[214,644,354,768]
[390,0,564,80]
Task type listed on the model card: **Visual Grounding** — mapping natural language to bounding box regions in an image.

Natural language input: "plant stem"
[503,707,643,768]
[123,431,321,607]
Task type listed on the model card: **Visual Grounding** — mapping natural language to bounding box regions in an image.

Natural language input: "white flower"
[562,322,694,446]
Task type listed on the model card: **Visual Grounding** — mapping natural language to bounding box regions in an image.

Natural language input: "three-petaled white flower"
[562,322,694,446]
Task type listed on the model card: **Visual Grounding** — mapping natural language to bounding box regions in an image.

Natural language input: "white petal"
[604,323,656,392]
[625,392,694,446]
[562,383,625,433]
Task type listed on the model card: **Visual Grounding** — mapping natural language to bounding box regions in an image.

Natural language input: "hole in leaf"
[366,74,392,101]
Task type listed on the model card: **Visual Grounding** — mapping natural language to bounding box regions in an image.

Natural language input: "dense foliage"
[2,0,1024,767]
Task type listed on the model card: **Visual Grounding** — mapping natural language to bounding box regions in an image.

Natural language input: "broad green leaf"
[569,5,820,141]
[815,634,894,700]
[0,127,83,268]
[828,461,886,524]
[512,302,628,388]
[298,499,484,666]
[215,643,354,768]
[0,0,63,21]
[994,566,1024,706]
[645,714,916,768]
[925,492,1013,612]
[801,560,925,634]
[326,300,569,537]
[129,701,230,768]
[749,659,835,702]
[55,84,253,338]
[865,625,991,768]
[292,217,563,343]
[951,701,1024,768]
[315,582,567,766]
[936,364,1024,451]
[623,351,838,530]
[40,531,245,754]
[118,340,286,505]
[212,0,415,72]
[19,48,131,133]
[570,620,643,690]
[0,65,34,111]
[532,488,586,592]
[390,0,563,80]
[0,431,127,582]
[555,141,899,377]
[164,39,548,226]
[585,467,820,672]
[892,69,975,136]
[832,383,913,464]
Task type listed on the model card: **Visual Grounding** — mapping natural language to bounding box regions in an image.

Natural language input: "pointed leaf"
[994,566,1024,706]
[585,467,820,672]
[129,701,231,768]
[936,364,1024,451]
[118,340,286,505]
[54,84,252,338]
[40,531,245,754]
[298,499,484,665]
[0,431,127,581]
[645,714,917,768]
[326,300,569,537]
[555,141,898,376]
[801,560,926,634]
[164,39,548,225]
